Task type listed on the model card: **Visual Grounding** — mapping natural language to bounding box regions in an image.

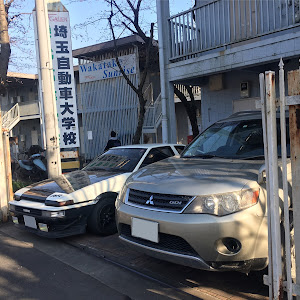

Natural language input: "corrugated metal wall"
[79,47,139,160]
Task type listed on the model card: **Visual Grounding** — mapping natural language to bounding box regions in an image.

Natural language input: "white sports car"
[9,144,185,238]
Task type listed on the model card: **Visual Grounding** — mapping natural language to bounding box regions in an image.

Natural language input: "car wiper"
[84,167,106,171]
[183,154,225,159]
[242,155,265,160]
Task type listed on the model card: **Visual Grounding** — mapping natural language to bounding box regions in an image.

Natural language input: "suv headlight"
[183,189,259,216]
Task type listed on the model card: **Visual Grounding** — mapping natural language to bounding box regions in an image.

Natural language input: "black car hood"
[25,169,126,195]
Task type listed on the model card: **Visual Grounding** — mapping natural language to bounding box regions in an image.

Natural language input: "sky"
[8,0,195,74]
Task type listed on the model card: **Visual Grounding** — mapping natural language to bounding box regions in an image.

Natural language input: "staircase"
[143,85,162,135]
[1,104,20,131]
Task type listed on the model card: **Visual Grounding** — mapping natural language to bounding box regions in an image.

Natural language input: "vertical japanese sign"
[48,11,80,148]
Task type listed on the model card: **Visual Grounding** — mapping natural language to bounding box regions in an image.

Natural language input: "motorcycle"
[15,151,48,181]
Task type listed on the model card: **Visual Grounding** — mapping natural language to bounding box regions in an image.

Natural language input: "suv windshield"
[182,118,289,160]
[84,148,146,172]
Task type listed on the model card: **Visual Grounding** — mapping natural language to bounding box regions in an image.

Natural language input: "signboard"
[79,54,137,83]
[48,11,80,148]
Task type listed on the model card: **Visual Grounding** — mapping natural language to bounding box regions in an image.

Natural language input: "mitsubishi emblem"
[146,195,154,205]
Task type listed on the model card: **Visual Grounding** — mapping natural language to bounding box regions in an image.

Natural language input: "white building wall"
[201,59,300,130]
[201,70,261,130]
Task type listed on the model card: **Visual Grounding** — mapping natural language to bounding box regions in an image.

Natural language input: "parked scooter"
[15,146,48,181]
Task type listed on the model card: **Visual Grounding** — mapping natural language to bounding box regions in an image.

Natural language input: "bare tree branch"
[121,21,138,35]
[125,0,135,13]
[108,6,138,94]
[107,0,158,143]
[7,13,21,25]
[138,22,154,90]
[136,0,142,14]
[5,0,14,10]
[174,85,199,138]
[112,0,135,26]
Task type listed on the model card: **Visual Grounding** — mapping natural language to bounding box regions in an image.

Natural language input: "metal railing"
[142,93,162,132]
[174,84,201,98]
[154,94,162,127]
[169,0,300,61]
[143,106,155,130]
[2,104,20,131]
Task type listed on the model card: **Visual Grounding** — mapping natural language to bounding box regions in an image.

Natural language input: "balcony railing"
[169,0,300,61]
[2,104,20,130]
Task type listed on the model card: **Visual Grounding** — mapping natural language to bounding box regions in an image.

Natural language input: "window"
[182,118,290,159]
[84,148,147,172]
[140,147,174,168]
[175,145,185,154]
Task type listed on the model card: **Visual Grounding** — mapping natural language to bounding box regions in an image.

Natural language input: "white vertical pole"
[157,0,168,143]
[35,0,61,178]
[259,73,273,299]
[156,0,177,143]
[265,71,283,299]
[33,15,46,150]
[279,58,292,300]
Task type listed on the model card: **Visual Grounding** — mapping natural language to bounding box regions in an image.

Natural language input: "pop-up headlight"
[45,199,74,207]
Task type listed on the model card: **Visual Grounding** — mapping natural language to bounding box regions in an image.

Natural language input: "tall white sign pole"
[157,0,177,143]
[35,0,61,178]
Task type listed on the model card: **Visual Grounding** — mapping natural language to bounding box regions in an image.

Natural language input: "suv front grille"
[127,188,194,212]
[120,224,198,257]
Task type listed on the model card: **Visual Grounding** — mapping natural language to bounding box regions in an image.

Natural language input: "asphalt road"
[0,223,201,300]
[0,231,128,300]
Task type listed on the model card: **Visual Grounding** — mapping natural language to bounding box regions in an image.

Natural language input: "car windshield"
[84,148,147,172]
[182,118,289,160]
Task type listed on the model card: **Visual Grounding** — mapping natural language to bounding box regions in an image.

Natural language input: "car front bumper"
[10,202,94,238]
[116,200,268,272]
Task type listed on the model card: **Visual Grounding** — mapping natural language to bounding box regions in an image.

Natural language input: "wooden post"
[0,108,8,222]
[3,130,13,203]
[288,69,300,298]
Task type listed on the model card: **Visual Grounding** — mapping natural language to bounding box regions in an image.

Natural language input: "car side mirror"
[258,165,266,184]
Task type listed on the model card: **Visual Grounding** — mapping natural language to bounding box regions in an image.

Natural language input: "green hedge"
[12,181,32,193]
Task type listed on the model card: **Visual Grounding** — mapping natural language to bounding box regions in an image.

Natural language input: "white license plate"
[24,215,37,229]
[131,218,158,243]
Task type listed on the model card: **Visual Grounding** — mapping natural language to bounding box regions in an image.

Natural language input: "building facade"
[73,35,162,161]
[157,0,300,136]
[0,72,42,153]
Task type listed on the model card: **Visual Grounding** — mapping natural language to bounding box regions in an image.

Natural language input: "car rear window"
[84,148,147,172]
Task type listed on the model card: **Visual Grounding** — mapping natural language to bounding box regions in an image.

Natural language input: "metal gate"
[259,59,300,299]
[80,74,139,160]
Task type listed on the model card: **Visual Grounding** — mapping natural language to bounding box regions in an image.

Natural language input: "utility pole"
[156,0,177,143]
[34,0,61,178]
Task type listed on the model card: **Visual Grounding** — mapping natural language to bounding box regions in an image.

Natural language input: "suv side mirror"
[258,166,266,184]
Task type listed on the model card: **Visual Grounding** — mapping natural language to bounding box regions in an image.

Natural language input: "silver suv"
[116,111,290,273]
